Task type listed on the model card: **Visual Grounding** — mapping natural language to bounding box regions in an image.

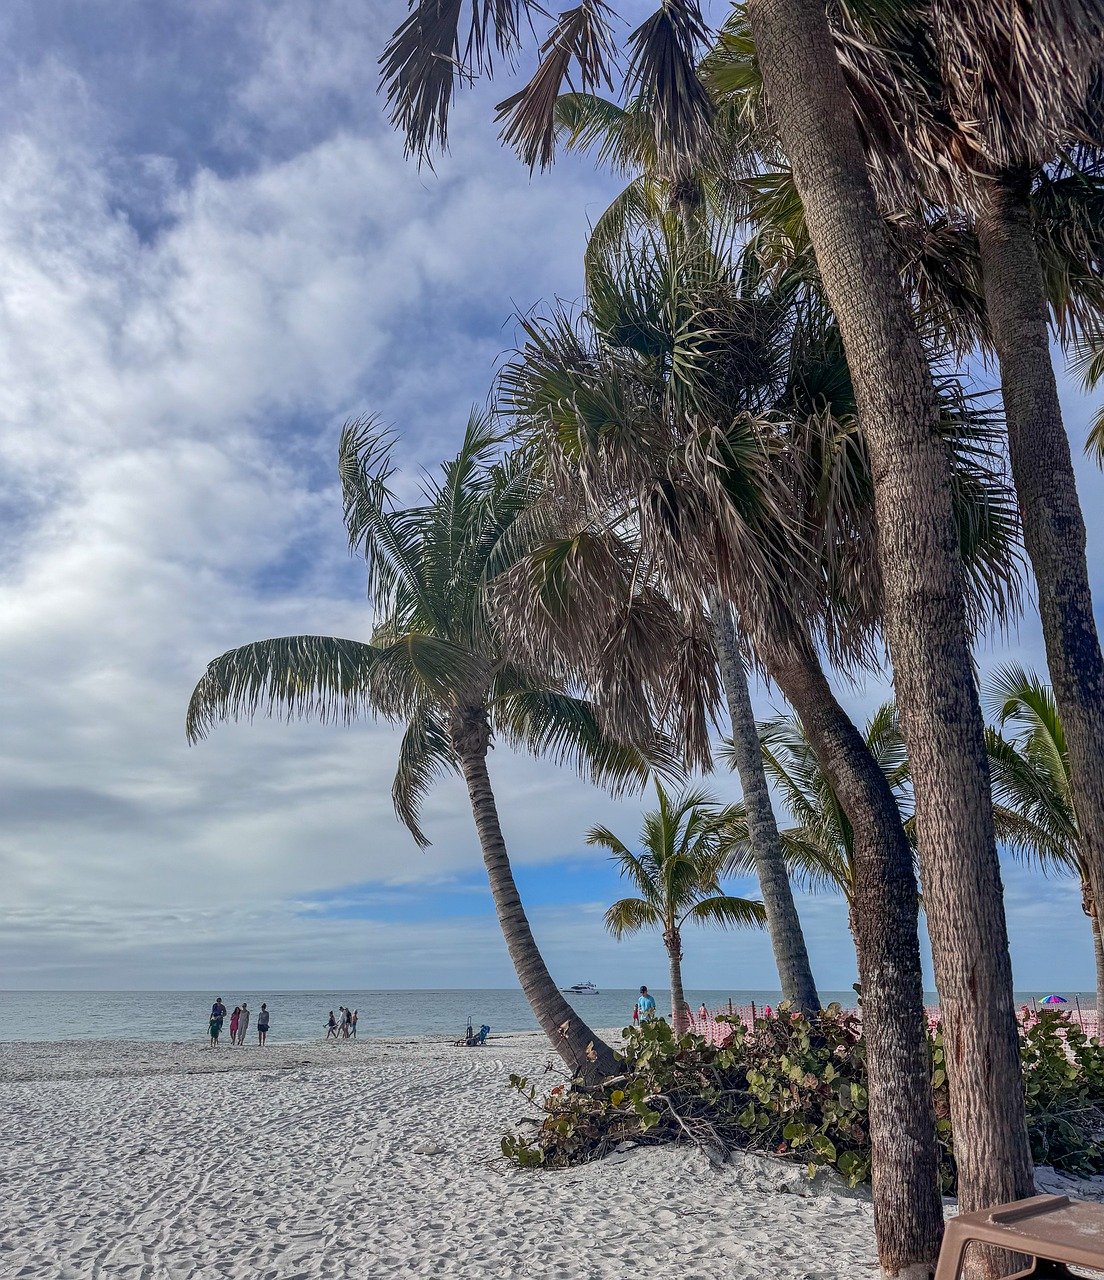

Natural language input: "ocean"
[0,987,1090,1043]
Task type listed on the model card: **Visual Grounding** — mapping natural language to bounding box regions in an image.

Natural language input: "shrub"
[502,1005,1104,1189]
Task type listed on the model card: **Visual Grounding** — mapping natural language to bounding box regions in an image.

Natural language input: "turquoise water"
[0,988,1090,1043]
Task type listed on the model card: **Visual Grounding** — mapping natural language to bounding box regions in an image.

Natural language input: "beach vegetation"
[503,1007,1104,1190]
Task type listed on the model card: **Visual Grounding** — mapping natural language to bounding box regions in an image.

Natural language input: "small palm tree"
[187,413,658,1080]
[984,666,1102,1013]
[723,703,913,937]
[591,780,766,1035]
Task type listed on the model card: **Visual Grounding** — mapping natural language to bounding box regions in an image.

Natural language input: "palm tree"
[591,780,766,1034]
[724,704,913,935]
[723,0,1037,1223]
[186,413,664,1080]
[984,666,1104,1014]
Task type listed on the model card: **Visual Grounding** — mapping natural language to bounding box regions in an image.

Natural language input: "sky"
[0,0,1101,994]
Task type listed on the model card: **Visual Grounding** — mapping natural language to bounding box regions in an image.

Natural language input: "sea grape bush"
[502,1007,1104,1189]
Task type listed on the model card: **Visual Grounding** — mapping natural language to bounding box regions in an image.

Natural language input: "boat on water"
[563,981,599,995]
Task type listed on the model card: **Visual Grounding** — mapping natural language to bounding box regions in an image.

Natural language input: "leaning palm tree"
[724,704,913,938]
[592,780,766,1034]
[984,666,1103,1015]
[186,413,665,1080]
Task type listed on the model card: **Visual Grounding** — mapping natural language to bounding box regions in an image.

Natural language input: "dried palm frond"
[497,0,619,170]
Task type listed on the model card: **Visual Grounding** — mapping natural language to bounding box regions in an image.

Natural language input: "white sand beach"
[0,1031,1095,1280]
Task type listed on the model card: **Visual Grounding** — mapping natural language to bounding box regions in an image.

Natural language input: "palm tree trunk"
[711,597,821,1014]
[976,175,1104,1000]
[665,926,688,1035]
[451,705,619,1081]
[768,640,943,1278]
[745,0,1034,1239]
[1093,911,1104,1032]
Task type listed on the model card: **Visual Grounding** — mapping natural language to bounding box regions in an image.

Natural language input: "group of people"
[325,1006,358,1040]
[207,998,271,1047]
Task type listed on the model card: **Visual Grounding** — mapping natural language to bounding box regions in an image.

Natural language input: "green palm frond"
[605,895,664,937]
[186,636,387,742]
[682,893,766,928]
[393,707,460,848]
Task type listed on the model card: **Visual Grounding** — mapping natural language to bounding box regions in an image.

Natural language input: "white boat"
[563,981,599,995]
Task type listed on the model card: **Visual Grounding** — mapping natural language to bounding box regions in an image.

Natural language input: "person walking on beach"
[326,1010,338,1040]
[257,1003,270,1046]
[698,1002,709,1023]
[236,1002,250,1046]
[349,1009,358,1039]
[229,1006,241,1044]
[208,1011,221,1048]
[211,997,226,1032]
[338,1006,347,1038]
[636,986,656,1021]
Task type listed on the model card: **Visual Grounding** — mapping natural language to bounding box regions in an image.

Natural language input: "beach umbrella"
[1042,994,1068,1005]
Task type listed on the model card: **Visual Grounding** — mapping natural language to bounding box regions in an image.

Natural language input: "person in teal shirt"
[636,986,656,1020]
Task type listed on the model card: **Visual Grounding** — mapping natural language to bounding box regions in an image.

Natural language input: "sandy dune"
[0,1030,949,1278]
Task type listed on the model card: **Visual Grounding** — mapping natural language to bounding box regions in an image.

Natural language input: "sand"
[0,1031,1095,1280]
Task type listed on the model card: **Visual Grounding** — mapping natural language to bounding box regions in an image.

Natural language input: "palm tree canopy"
[594,778,767,936]
[983,665,1078,872]
[722,702,912,903]
[188,413,658,847]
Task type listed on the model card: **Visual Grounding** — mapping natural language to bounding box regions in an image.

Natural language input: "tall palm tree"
[592,780,766,1034]
[186,414,664,1080]
[984,666,1104,1014]
[734,0,1035,1227]
[724,704,913,936]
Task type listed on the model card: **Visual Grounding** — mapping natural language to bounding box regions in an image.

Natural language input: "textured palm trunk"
[745,0,1033,1257]
[769,641,943,1277]
[711,598,821,1013]
[1093,910,1104,1026]
[665,925,688,1035]
[976,176,1104,998]
[451,705,619,1081]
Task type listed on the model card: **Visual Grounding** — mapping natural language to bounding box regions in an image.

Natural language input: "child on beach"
[209,1015,221,1047]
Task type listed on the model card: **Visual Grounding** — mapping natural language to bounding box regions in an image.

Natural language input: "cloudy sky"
[0,0,1101,995]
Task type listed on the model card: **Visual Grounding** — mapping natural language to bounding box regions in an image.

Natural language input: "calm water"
[0,988,1088,1044]
[0,988,841,1044]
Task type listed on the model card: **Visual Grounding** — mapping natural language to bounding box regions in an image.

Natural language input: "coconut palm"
[592,780,766,1034]
[984,666,1103,1014]
[724,704,913,930]
[186,413,669,1081]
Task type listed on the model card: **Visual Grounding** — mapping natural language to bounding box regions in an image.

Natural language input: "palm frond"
[496,1,618,170]
[605,895,664,937]
[379,0,532,159]
[682,893,767,929]
[186,636,386,741]
[392,706,460,848]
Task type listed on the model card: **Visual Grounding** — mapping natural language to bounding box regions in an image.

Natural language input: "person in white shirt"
[236,1002,250,1046]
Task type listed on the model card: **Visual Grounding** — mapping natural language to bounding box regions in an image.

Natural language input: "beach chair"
[933,1194,1104,1278]
[455,1019,490,1046]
